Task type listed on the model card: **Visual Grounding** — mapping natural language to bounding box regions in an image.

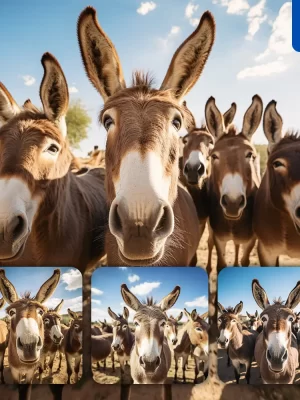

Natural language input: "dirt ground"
[3,351,82,384]
[93,353,204,384]
[218,348,300,384]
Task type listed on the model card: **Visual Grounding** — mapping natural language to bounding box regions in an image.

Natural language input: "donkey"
[218,301,258,384]
[108,306,134,381]
[253,101,300,265]
[164,312,183,347]
[77,6,216,266]
[252,279,300,384]
[120,283,180,383]
[38,299,64,382]
[0,297,8,384]
[246,311,263,333]
[98,319,113,334]
[91,333,115,372]
[292,312,300,364]
[205,96,263,269]
[0,54,107,272]
[0,268,60,384]
[63,309,83,384]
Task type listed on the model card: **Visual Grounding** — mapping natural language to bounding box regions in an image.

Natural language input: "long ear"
[0,298,5,310]
[233,301,243,315]
[40,52,69,137]
[246,311,251,318]
[263,100,283,150]
[182,101,196,132]
[107,307,119,321]
[160,12,215,99]
[223,102,237,129]
[176,311,183,322]
[241,95,263,139]
[184,308,191,319]
[35,269,60,303]
[0,270,19,304]
[217,302,226,315]
[120,284,143,312]
[0,82,22,125]
[123,306,129,320]
[285,281,300,310]
[158,286,181,311]
[255,310,259,318]
[68,308,78,320]
[54,299,64,313]
[77,7,126,101]
[252,279,270,310]
[23,99,40,113]
[200,311,208,320]
[205,97,225,139]
[190,309,198,321]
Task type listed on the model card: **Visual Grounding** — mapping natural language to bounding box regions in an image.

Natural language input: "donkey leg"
[173,355,179,383]
[57,351,63,371]
[206,225,214,273]
[193,356,199,384]
[240,238,256,266]
[97,361,101,370]
[257,242,279,267]
[0,352,5,384]
[10,366,21,383]
[189,253,197,266]
[234,244,240,266]
[227,348,231,367]
[232,359,240,384]
[73,356,81,383]
[48,352,56,380]
[39,353,46,383]
[203,361,208,381]
[66,353,73,384]
[214,237,227,271]
[182,354,189,383]
[245,361,251,384]
[111,351,115,372]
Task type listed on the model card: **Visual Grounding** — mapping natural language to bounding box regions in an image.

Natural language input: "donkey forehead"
[214,136,254,155]
[113,317,128,327]
[262,306,295,320]
[7,300,46,313]
[220,313,237,323]
[135,307,166,322]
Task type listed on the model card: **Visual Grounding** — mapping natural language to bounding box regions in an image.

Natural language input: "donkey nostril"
[267,350,272,360]
[155,356,160,367]
[184,164,189,174]
[139,356,145,366]
[225,338,229,343]
[221,195,228,207]
[12,216,25,240]
[17,337,23,349]
[282,350,288,361]
[295,207,300,219]
[114,206,122,231]
[37,337,42,348]
[197,163,205,177]
[239,196,246,208]
[155,207,168,232]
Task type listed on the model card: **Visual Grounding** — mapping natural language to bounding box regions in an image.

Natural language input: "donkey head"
[107,306,130,352]
[217,301,243,349]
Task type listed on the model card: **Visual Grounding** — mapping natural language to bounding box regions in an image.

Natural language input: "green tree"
[66,100,91,148]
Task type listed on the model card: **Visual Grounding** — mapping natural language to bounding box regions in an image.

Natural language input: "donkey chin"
[266,347,288,373]
[16,336,43,365]
[116,238,167,266]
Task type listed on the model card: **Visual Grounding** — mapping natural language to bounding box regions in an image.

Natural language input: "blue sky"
[0,1,297,156]
[91,267,208,322]
[218,267,300,315]
[0,267,82,318]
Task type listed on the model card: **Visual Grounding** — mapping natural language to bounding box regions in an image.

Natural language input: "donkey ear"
[0,82,22,126]
[54,299,64,313]
[189,309,198,321]
[205,97,225,139]
[223,102,237,129]
[158,286,181,311]
[0,270,19,304]
[176,311,183,322]
[285,281,300,310]
[0,298,5,310]
[123,306,129,320]
[35,269,60,303]
[200,311,208,320]
[160,11,215,99]
[182,101,196,132]
[255,310,259,318]
[242,95,263,140]
[233,301,243,315]
[120,284,143,312]
[77,7,126,101]
[252,279,270,310]
[68,308,78,320]
[217,302,226,315]
[40,52,69,137]
[246,311,251,318]
[263,100,283,150]
[23,99,40,113]
[107,307,119,321]
[184,308,191,319]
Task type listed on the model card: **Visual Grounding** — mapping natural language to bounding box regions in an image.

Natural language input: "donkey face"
[43,299,64,345]
[164,312,183,345]
[252,279,300,373]
[185,309,210,354]
[217,301,243,349]
[246,310,261,331]
[108,306,130,351]
[77,6,215,265]
[263,101,300,235]
[68,309,83,346]
[99,319,113,333]
[293,312,300,333]
[206,96,262,220]
[0,55,72,261]
[0,269,60,364]
[121,283,180,374]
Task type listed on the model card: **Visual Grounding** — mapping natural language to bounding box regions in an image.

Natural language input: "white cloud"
[21,75,36,86]
[213,0,249,15]
[158,26,181,49]
[119,267,127,270]
[246,0,267,41]
[170,26,180,35]
[238,58,289,79]
[91,287,103,296]
[61,269,82,291]
[92,299,101,305]
[137,1,156,15]
[256,2,292,60]
[185,295,207,308]
[129,281,161,296]
[92,307,109,322]
[44,296,82,314]
[189,18,200,27]
[185,2,199,26]
[166,308,188,322]
[128,274,140,283]
[69,86,78,94]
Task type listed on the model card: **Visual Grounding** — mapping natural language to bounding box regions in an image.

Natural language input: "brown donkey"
[63,308,83,384]
[91,333,115,372]
[107,306,134,381]
[0,269,60,384]
[0,297,8,383]
[246,310,263,333]
[77,6,216,266]
[205,96,263,269]
[218,301,258,384]
[121,283,180,383]
[254,101,300,265]
[38,299,64,382]
[0,55,107,271]
[164,312,183,347]
[252,279,300,384]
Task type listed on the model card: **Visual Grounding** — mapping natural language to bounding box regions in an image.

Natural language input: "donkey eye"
[103,116,114,131]
[8,308,16,317]
[134,321,140,327]
[47,144,60,155]
[182,136,188,144]
[195,327,202,332]
[44,318,50,324]
[37,308,44,316]
[122,325,128,330]
[172,117,182,131]
[246,152,253,159]
[218,318,221,323]
[231,319,236,323]
[288,316,294,322]
[261,316,268,323]
[211,154,219,160]
[273,160,285,169]
[160,321,166,328]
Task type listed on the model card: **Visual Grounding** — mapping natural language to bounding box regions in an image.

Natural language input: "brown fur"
[0,298,8,383]
[91,333,115,372]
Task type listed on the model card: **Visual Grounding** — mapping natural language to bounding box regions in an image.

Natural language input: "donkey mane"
[141,297,158,306]
[272,297,284,305]
[21,291,33,299]
[224,306,235,313]
[279,130,300,145]
[132,71,155,89]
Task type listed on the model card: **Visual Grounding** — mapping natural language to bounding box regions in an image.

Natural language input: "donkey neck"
[229,323,244,349]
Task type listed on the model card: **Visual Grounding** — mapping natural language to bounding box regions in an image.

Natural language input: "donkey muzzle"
[139,355,161,373]
[221,194,246,219]
[184,162,206,184]
[17,335,43,363]
[0,213,29,260]
[266,348,288,372]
